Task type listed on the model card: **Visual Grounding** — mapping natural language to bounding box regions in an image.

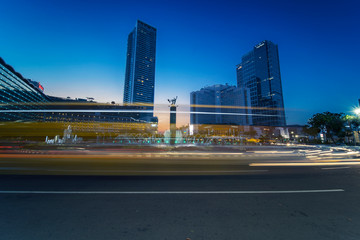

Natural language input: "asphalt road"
[1,165,360,240]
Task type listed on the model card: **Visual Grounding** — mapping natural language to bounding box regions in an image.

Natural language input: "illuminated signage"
[38,83,44,92]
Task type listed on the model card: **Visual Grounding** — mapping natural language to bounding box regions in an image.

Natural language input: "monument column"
[168,97,178,145]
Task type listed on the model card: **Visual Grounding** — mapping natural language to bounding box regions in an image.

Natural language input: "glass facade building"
[0,57,157,128]
[236,40,286,126]
[0,57,49,121]
[190,84,251,126]
[123,20,157,114]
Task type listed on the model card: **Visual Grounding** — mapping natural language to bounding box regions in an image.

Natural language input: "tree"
[308,112,345,144]
[303,125,320,142]
[344,115,360,145]
[303,125,319,137]
[347,115,360,133]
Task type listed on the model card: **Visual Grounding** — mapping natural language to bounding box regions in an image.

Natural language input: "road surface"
[1,165,360,240]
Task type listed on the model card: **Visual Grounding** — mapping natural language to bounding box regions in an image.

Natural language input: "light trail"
[0,168,268,174]
[0,189,344,194]
[0,152,248,159]
[250,162,360,167]
[0,109,277,117]
[321,167,351,170]
[0,102,287,111]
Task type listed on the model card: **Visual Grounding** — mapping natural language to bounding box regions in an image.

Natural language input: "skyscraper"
[236,40,286,126]
[123,20,157,113]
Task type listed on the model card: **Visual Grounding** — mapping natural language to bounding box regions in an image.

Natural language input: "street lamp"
[354,108,360,115]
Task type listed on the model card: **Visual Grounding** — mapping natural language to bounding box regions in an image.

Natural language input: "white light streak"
[0,189,344,194]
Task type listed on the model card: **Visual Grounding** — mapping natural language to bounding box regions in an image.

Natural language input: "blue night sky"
[1,0,359,127]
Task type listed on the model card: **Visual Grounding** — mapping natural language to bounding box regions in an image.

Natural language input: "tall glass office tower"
[236,40,286,126]
[123,20,157,113]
